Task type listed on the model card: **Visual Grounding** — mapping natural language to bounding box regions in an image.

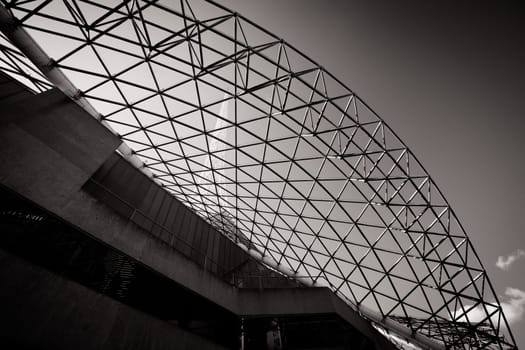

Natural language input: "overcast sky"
[221,0,525,347]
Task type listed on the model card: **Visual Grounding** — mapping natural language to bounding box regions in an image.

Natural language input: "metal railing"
[84,178,308,289]
[84,178,227,273]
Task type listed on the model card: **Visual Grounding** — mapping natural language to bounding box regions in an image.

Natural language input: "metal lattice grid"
[0,1,517,349]
[0,30,51,93]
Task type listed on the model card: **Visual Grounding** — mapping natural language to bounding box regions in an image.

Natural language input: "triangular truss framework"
[0,1,517,349]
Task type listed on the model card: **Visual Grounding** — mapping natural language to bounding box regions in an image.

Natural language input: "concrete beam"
[0,87,120,212]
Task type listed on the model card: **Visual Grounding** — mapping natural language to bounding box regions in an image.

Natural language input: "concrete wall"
[0,71,33,101]
[88,153,250,276]
[0,248,227,350]
[0,74,243,313]
[0,85,121,213]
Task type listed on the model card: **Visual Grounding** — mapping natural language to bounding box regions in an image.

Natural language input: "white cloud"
[453,287,525,326]
[500,288,525,324]
[496,249,525,270]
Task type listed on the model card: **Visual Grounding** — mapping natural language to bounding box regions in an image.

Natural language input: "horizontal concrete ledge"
[0,248,228,350]
[237,287,397,350]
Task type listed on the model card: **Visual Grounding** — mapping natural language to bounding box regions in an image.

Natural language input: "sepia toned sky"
[220,0,525,347]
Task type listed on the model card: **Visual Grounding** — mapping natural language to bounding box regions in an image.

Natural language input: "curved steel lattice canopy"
[0,1,517,349]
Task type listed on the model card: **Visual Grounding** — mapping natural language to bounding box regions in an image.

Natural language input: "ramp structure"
[0,1,518,349]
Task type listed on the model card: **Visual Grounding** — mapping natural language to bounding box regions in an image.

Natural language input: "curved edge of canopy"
[0,3,515,349]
